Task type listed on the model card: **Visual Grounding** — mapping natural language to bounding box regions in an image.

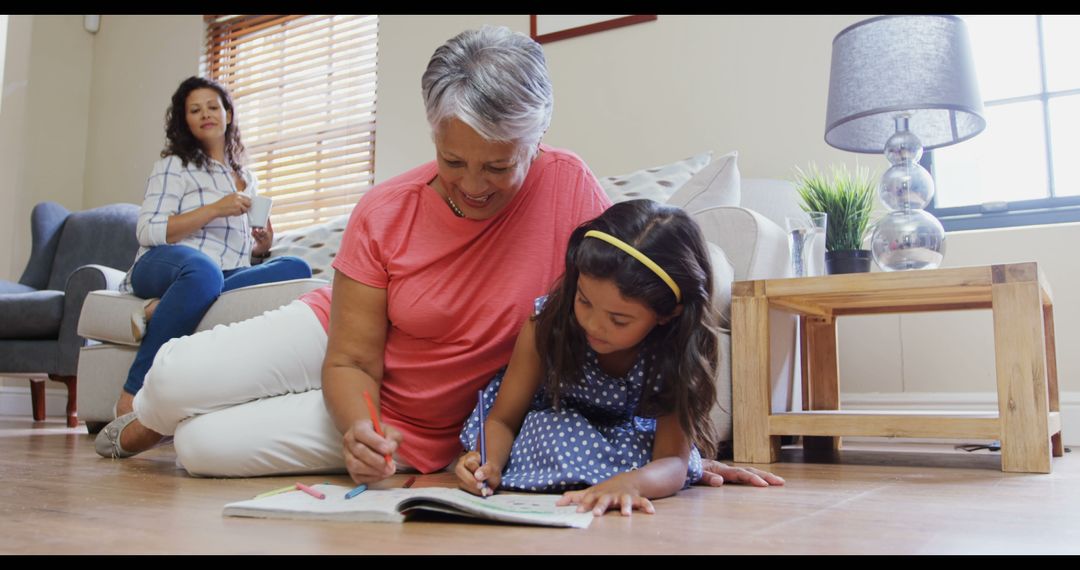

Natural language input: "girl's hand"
[556,477,655,517]
[251,217,274,257]
[212,193,252,218]
[342,419,403,484]
[454,450,502,497]
[697,459,785,487]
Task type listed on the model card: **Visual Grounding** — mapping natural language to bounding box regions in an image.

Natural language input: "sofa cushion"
[0,290,65,339]
[667,150,740,214]
[599,152,712,204]
[707,242,735,330]
[692,206,790,282]
[0,281,37,295]
[78,278,328,346]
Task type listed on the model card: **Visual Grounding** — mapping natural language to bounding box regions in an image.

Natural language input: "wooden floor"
[1,416,1077,554]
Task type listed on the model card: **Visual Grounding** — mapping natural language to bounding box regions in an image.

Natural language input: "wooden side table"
[731,262,1063,473]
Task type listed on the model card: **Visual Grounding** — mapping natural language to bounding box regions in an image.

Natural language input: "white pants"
[133,300,360,477]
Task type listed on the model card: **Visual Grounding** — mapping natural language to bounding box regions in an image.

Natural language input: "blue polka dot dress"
[459,346,704,493]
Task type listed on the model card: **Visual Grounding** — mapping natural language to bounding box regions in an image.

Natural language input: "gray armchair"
[0,201,139,427]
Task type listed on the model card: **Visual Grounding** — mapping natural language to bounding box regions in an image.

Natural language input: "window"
[203,15,377,231]
[928,15,1080,231]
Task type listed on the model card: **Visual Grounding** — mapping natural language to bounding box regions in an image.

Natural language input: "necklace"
[445,192,465,218]
[431,176,465,217]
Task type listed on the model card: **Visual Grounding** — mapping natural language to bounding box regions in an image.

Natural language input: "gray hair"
[421,26,553,156]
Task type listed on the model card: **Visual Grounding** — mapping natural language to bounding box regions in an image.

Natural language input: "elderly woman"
[96,26,781,489]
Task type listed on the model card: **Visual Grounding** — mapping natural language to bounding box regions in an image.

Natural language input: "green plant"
[793,163,877,252]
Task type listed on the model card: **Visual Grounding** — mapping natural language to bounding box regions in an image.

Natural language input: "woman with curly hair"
[106,76,310,422]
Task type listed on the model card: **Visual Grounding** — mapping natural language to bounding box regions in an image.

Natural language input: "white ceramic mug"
[247,195,272,228]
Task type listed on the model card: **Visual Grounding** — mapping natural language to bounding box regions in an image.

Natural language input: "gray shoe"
[95,412,140,459]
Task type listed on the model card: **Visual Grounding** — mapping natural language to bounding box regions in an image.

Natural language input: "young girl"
[457,199,747,516]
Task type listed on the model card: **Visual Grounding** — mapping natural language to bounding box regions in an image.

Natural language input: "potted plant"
[793,163,877,274]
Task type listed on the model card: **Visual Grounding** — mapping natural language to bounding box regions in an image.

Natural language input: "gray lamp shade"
[824,15,986,153]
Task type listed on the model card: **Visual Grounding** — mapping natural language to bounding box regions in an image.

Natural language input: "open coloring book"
[223,484,593,528]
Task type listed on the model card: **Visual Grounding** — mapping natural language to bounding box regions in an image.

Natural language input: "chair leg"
[30,379,46,421]
[49,375,78,428]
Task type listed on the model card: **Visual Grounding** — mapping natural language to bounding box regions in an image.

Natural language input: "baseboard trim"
[840,391,1078,447]
[2,386,1074,445]
[0,384,74,418]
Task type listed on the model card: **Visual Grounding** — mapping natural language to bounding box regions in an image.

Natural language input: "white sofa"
[75,152,800,446]
[76,278,326,431]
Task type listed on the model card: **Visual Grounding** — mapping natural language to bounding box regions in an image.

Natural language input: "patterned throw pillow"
[269,215,349,279]
[269,150,725,279]
[599,151,712,204]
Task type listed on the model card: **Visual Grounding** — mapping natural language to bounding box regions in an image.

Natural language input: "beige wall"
[1,15,94,281]
[1,15,32,283]
[1,15,200,278]
[24,16,94,214]
[82,15,203,208]
[376,15,866,181]
[544,15,869,178]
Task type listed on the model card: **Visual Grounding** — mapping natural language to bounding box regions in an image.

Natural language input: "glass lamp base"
[870,209,946,271]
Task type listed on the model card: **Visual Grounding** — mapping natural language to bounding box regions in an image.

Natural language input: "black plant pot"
[826,249,872,274]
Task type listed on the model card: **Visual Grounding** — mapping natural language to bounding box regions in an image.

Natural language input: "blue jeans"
[123,245,312,395]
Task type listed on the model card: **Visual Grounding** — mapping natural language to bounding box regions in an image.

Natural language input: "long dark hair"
[533,199,721,457]
[161,76,246,173]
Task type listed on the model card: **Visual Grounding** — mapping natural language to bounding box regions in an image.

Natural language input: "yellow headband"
[584,230,681,302]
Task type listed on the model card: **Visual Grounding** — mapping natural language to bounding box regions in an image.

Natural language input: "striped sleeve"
[136,156,185,247]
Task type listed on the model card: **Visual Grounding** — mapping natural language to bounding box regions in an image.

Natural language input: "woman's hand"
[556,475,655,516]
[164,192,251,244]
[212,193,252,218]
[342,419,403,484]
[251,217,274,257]
[322,275,395,484]
[455,450,502,497]
[696,459,785,487]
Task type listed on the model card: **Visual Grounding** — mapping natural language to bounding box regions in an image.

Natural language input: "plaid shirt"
[120,155,258,293]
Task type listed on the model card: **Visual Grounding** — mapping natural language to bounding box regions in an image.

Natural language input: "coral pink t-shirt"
[299,146,611,473]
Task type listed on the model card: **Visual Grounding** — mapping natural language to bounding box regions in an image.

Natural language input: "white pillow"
[269,214,349,280]
[599,151,712,204]
[667,150,740,214]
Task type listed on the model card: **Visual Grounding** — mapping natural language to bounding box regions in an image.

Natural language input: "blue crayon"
[345,484,368,500]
